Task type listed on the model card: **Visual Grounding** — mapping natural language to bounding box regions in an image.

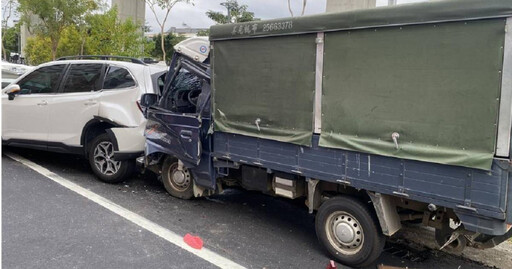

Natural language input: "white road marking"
[6,153,246,269]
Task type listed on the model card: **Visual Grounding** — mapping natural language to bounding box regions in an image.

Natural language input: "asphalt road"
[2,147,491,269]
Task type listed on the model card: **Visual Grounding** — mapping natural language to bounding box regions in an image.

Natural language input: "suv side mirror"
[140,93,158,108]
[4,84,20,100]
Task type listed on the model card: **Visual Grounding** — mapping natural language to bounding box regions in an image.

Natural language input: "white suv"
[2,57,167,183]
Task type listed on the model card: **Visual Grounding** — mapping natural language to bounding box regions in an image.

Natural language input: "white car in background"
[1,61,34,88]
[2,56,167,183]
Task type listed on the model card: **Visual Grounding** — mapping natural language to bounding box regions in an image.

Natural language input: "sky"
[143,0,430,33]
[1,0,430,31]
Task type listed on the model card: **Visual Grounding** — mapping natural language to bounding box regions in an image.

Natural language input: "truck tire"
[315,196,385,268]
[161,157,194,199]
[88,133,133,183]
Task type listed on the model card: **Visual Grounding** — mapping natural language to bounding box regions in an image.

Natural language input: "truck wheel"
[161,157,194,199]
[315,196,385,268]
[88,133,133,183]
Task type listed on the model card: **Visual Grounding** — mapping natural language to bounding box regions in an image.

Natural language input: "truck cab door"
[145,62,208,166]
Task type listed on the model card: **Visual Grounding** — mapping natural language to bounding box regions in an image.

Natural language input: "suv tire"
[88,133,133,183]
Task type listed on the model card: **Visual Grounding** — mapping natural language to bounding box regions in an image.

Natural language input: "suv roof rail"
[57,55,147,65]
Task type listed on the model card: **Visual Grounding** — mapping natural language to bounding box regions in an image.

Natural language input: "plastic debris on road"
[183,233,204,250]
[326,260,337,269]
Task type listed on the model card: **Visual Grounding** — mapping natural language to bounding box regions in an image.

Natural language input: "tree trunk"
[160,25,166,63]
[2,40,6,60]
[287,0,294,17]
[51,38,58,61]
[80,37,85,55]
[301,0,307,16]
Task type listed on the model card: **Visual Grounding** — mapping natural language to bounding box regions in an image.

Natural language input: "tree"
[85,7,150,57]
[1,0,17,59]
[24,7,152,65]
[145,0,193,62]
[2,24,20,61]
[197,29,209,36]
[58,26,82,57]
[287,0,308,17]
[150,33,186,62]
[24,36,52,65]
[24,26,81,65]
[206,0,257,24]
[17,0,98,60]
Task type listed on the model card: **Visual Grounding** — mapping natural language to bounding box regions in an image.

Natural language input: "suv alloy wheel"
[88,133,133,183]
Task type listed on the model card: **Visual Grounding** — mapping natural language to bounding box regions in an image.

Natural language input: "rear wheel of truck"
[88,133,133,183]
[315,196,385,268]
[162,157,194,199]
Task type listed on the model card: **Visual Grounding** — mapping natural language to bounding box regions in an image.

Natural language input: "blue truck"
[139,0,512,267]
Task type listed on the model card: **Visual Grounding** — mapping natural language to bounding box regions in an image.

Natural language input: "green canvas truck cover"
[210,0,512,170]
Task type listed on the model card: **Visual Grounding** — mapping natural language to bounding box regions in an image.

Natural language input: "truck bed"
[212,132,511,235]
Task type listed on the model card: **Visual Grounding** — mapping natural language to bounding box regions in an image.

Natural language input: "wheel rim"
[325,211,364,255]
[93,141,121,176]
[167,162,191,192]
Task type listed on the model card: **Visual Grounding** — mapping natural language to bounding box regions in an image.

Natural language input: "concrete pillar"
[326,0,377,12]
[111,0,145,24]
[19,13,40,59]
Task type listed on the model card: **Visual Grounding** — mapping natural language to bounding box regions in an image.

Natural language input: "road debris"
[184,233,204,250]
[325,260,337,269]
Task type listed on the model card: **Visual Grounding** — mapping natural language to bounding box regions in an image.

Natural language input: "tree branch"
[287,0,294,17]
[301,0,307,16]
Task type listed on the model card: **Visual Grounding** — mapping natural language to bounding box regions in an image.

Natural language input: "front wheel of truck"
[162,157,194,199]
[315,196,385,268]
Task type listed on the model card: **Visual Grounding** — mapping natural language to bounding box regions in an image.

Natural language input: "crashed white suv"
[2,57,167,183]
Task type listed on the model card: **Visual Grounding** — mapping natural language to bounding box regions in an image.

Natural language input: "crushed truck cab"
[141,1,512,267]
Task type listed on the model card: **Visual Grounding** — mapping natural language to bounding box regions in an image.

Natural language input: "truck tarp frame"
[209,0,512,41]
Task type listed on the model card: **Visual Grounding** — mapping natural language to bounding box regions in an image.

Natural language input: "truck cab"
[141,37,215,196]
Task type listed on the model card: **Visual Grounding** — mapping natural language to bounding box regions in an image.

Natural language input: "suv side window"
[158,67,202,114]
[103,66,136,89]
[61,64,103,93]
[18,65,66,94]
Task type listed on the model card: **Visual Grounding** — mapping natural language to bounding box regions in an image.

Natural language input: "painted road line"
[6,152,246,269]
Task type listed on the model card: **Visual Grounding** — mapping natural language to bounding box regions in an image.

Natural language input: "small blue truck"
[140,0,512,267]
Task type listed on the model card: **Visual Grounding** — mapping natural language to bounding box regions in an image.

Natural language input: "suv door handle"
[84,100,97,106]
[37,100,48,106]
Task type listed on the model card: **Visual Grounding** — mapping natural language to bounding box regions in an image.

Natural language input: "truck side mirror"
[140,93,158,108]
[4,84,20,100]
